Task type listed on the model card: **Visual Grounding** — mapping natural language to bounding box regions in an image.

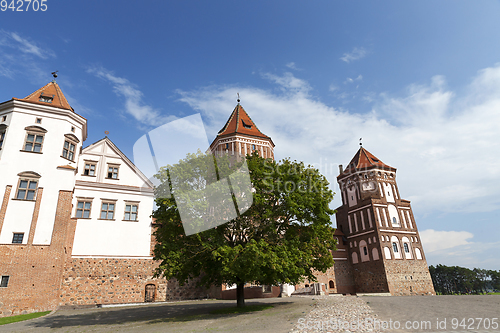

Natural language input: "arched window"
[391,236,402,259]
[415,248,423,260]
[402,236,413,259]
[352,252,359,264]
[329,280,335,289]
[372,248,380,260]
[384,247,392,259]
[359,240,369,262]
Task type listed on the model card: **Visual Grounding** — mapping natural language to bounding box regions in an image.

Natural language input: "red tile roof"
[216,104,271,140]
[340,147,396,176]
[17,81,73,111]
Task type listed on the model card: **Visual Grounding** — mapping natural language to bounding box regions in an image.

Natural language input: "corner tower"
[335,147,435,295]
[210,103,274,160]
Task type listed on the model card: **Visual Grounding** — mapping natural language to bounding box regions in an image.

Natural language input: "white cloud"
[285,62,299,70]
[176,65,500,216]
[9,32,55,59]
[344,75,363,84]
[419,229,473,253]
[340,47,367,63]
[88,67,176,127]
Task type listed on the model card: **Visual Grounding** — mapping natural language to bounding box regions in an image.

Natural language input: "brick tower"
[210,102,274,159]
[335,147,435,295]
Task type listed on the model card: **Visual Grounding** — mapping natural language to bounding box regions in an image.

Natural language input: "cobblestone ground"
[290,295,384,333]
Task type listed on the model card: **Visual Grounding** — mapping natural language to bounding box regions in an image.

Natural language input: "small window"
[36,118,42,124]
[1,116,6,122]
[71,126,75,132]
[225,143,229,149]
[62,140,76,161]
[403,243,410,253]
[363,247,368,256]
[252,144,256,150]
[12,233,24,244]
[329,280,335,289]
[392,242,399,253]
[24,133,44,152]
[16,179,38,200]
[84,163,96,176]
[107,165,119,179]
[242,120,252,129]
[38,93,53,103]
[76,200,92,218]
[392,217,397,224]
[0,276,9,288]
[100,202,115,220]
[0,129,5,149]
[124,204,138,221]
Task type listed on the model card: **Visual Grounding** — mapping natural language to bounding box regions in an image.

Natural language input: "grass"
[487,292,500,295]
[0,311,51,326]
[210,304,273,315]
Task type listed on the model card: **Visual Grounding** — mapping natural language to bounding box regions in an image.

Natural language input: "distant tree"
[429,265,499,295]
[152,152,336,307]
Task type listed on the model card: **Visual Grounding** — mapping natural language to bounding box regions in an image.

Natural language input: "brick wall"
[383,259,435,295]
[0,190,74,317]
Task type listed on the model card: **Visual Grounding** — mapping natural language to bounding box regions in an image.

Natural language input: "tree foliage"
[152,151,336,306]
[429,264,500,295]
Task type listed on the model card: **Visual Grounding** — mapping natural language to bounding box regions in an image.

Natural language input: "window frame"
[75,199,93,219]
[0,276,9,288]
[15,178,39,201]
[392,242,399,253]
[99,200,117,220]
[61,133,80,162]
[123,202,139,222]
[22,126,47,154]
[83,161,97,177]
[106,164,120,180]
[0,126,6,150]
[12,233,24,244]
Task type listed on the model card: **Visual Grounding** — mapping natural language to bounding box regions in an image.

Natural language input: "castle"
[0,81,433,316]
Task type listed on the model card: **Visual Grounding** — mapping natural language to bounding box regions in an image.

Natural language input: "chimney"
[338,164,343,175]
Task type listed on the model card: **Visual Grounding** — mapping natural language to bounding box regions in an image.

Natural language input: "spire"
[216,103,271,140]
[339,147,396,177]
[19,80,73,111]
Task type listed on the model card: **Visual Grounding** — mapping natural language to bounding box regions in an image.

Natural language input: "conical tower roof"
[340,147,396,177]
[16,81,73,111]
[216,103,271,141]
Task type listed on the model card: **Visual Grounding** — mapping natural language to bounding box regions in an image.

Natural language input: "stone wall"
[384,259,435,295]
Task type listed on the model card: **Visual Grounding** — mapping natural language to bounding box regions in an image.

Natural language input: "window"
[0,276,9,288]
[107,165,119,179]
[124,204,138,221]
[24,133,44,152]
[12,233,24,244]
[0,128,5,149]
[71,126,75,132]
[403,243,410,253]
[262,285,272,293]
[62,140,76,161]
[329,280,335,289]
[225,143,229,149]
[16,179,38,200]
[392,242,399,253]
[38,93,53,103]
[363,246,368,256]
[76,200,92,218]
[36,118,42,124]
[1,116,6,122]
[100,202,115,220]
[242,120,252,129]
[84,162,96,176]
[252,144,256,150]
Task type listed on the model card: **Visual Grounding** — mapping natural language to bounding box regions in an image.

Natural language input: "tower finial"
[237,93,240,104]
[359,137,363,147]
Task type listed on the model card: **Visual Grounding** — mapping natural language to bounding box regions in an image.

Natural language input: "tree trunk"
[236,282,245,308]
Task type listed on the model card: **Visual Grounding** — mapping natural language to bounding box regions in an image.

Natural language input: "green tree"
[152,152,336,307]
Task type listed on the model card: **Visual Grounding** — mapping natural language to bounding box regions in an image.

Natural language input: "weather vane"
[359,138,363,147]
[237,93,240,103]
[52,71,58,79]
[105,131,109,136]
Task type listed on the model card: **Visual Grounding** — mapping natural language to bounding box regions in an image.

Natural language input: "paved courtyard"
[0,295,498,332]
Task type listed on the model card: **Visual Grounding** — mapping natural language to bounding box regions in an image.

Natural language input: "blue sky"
[1,1,499,270]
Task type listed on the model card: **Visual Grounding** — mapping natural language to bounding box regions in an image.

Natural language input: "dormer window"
[39,93,53,103]
[242,120,252,129]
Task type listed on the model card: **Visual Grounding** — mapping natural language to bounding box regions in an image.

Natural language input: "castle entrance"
[145,284,156,302]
